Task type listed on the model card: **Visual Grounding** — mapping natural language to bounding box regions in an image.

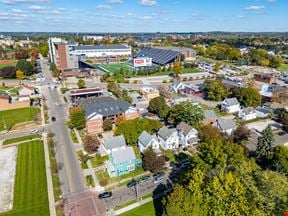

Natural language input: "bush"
[60,87,69,94]
[99,179,108,186]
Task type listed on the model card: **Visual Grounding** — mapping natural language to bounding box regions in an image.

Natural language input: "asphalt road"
[40,59,86,195]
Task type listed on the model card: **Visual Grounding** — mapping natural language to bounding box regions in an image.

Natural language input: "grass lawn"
[119,199,163,216]
[0,107,40,131]
[70,130,78,143]
[2,140,49,216]
[86,175,95,187]
[3,134,41,145]
[279,64,288,72]
[90,154,109,168]
[0,86,19,95]
[162,150,176,162]
[98,63,134,74]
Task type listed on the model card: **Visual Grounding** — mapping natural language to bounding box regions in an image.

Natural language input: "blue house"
[106,146,142,177]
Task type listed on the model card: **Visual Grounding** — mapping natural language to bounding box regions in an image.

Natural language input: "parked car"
[51,117,56,122]
[153,172,165,179]
[127,179,137,188]
[154,176,164,184]
[98,192,112,199]
[30,129,39,134]
[137,175,151,184]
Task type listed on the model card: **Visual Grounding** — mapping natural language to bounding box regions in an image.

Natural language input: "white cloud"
[27,5,46,11]
[1,0,49,4]
[245,5,266,10]
[96,5,111,9]
[106,0,123,3]
[139,0,157,7]
[138,15,153,20]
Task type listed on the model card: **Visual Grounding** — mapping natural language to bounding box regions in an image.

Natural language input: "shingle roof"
[204,110,218,120]
[214,119,237,131]
[243,107,256,115]
[83,99,133,118]
[103,135,126,151]
[138,131,155,147]
[74,45,129,50]
[176,122,193,136]
[112,147,136,164]
[224,97,240,106]
[158,126,176,141]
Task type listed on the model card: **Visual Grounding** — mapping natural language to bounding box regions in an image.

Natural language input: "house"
[202,110,218,125]
[255,107,271,118]
[170,81,185,93]
[213,119,237,135]
[221,97,241,113]
[140,87,160,101]
[157,126,179,150]
[82,97,139,134]
[106,146,142,177]
[238,107,257,121]
[18,86,35,96]
[100,135,126,155]
[179,84,202,95]
[138,131,159,153]
[176,122,199,147]
[0,94,30,111]
[254,73,277,84]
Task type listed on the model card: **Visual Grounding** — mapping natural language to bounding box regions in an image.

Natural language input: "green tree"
[203,79,228,101]
[16,59,33,76]
[256,125,274,160]
[77,79,86,89]
[115,118,162,145]
[233,87,261,107]
[103,119,113,131]
[167,102,204,127]
[16,69,25,79]
[269,56,282,68]
[173,62,183,76]
[83,134,100,154]
[69,107,86,130]
[213,62,221,73]
[147,96,169,118]
[270,145,288,175]
[277,108,288,132]
[142,148,165,173]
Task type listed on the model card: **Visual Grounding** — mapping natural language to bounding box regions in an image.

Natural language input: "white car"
[30,129,39,134]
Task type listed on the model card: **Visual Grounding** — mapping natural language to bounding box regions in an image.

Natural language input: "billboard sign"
[133,57,152,67]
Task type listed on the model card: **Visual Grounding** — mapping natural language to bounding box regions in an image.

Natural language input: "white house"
[221,97,241,113]
[213,119,237,135]
[100,135,126,155]
[18,86,35,96]
[255,107,270,118]
[138,131,159,153]
[157,126,179,150]
[176,122,199,147]
[238,107,257,121]
[170,81,185,93]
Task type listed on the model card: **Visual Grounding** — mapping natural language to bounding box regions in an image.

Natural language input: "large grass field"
[2,140,49,216]
[0,107,40,131]
[97,63,134,74]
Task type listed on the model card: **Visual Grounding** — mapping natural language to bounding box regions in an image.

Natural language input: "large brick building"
[81,97,139,134]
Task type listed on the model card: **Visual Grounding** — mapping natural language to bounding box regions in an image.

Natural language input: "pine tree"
[256,125,274,159]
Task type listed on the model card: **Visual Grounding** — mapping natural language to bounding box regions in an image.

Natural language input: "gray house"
[213,119,237,135]
[138,131,159,153]
[101,135,126,155]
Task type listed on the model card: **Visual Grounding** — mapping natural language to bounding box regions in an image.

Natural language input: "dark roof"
[103,135,126,151]
[135,47,181,65]
[176,122,193,136]
[83,99,133,118]
[74,45,129,50]
[77,96,114,107]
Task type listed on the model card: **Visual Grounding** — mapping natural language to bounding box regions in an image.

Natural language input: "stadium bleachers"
[134,47,181,65]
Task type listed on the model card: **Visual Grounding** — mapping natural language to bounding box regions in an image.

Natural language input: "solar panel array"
[135,47,181,65]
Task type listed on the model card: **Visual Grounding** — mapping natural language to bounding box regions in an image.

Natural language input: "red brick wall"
[86,118,103,134]
[0,99,30,111]
[55,44,68,70]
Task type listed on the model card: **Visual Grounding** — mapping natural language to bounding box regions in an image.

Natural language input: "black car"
[127,179,137,188]
[138,175,151,184]
[51,117,56,122]
[98,192,112,199]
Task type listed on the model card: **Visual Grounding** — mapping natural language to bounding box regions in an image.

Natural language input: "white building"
[170,80,185,93]
[138,131,159,153]
[157,126,179,150]
[221,98,241,113]
[100,135,127,155]
[176,122,199,147]
[18,86,35,97]
[213,119,237,135]
[238,107,257,121]
[83,35,104,41]
[70,45,131,58]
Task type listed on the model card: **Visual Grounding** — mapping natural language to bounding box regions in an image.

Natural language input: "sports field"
[0,60,17,69]
[2,140,49,216]
[97,63,135,74]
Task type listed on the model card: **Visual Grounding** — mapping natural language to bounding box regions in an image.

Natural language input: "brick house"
[82,98,139,134]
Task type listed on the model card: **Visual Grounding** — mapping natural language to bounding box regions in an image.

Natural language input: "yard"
[0,107,40,131]
[279,64,288,72]
[90,154,109,167]
[2,140,49,216]
[119,199,163,216]
[3,134,41,145]
[0,86,19,96]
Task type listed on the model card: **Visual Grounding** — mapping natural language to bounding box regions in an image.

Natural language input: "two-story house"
[157,126,179,150]
[238,107,257,121]
[221,97,241,113]
[100,135,126,156]
[202,110,218,125]
[213,119,237,135]
[176,122,199,147]
[138,131,159,153]
[106,146,142,177]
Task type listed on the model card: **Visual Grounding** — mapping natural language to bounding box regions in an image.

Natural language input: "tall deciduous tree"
[167,102,204,127]
[16,59,33,76]
[233,87,261,107]
[83,134,100,154]
[256,125,274,160]
[69,107,86,130]
[203,79,228,101]
[77,79,86,89]
[142,148,165,173]
[173,62,183,77]
[147,96,169,118]
[15,70,25,79]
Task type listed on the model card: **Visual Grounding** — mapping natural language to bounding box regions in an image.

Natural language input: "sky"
[0,0,287,32]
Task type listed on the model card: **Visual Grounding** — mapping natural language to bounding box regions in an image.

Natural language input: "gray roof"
[158,126,176,141]
[188,137,199,144]
[204,110,218,120]
[224,97,240,106]
[243,107,256,115]
[111,147,136,164]
[83,99,133,118]
[214,119,237,131]
[103,135,126,151]
[74,45,129,50]
[138,131,155,147]
[255,107,271,115]
[177,122,193,136]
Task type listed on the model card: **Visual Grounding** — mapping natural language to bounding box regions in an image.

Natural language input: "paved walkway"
[114,197,153,215]
[1,138,41,148]
[42,133,57,216]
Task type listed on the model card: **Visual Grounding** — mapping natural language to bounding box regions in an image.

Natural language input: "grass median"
[3,134,41,145]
